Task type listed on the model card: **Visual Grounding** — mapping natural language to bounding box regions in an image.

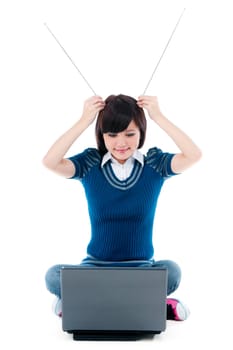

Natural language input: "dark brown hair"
[95,94,147,155]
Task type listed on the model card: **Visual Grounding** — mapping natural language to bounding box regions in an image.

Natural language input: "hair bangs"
[101,97,133,134]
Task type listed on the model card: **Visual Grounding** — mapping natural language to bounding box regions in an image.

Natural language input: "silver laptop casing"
[61,266,167,336]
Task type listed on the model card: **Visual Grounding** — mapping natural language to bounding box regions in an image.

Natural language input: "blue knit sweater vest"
[69,147,176,261]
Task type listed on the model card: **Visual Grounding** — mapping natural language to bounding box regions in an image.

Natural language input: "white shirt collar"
[101,149,144,167]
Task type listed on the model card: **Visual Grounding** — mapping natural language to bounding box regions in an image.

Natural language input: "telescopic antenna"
[142,8,186,95]
[44,23,97,95]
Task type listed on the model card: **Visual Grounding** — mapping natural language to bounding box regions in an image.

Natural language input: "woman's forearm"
[42,118,89,170]
[153,113,202,161]
[42,96,105,171]
[137,96,202,170]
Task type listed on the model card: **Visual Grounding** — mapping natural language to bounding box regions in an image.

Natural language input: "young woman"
[43,94,202,320]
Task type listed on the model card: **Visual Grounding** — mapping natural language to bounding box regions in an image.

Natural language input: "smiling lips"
[115,148,130,153]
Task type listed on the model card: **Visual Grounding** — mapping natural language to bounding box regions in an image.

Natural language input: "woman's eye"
[126,133,136,137]
[108,133,117,137]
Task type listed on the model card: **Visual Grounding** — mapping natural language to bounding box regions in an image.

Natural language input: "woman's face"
[103,120,140,164]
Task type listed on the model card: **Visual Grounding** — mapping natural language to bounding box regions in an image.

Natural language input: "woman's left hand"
[137,96,163,122]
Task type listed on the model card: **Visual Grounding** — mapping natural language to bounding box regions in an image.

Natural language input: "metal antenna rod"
[44,23,97,95]
[142,8,186,95]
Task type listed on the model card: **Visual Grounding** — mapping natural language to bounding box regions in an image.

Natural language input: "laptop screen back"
[61,267,167,333]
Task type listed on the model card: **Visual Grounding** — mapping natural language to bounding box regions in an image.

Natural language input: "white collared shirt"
[101,150,144,181]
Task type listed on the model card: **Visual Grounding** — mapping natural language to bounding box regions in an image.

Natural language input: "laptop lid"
[61,266,167,335]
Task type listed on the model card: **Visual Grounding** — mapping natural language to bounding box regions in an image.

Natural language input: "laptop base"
[70,330,160,341]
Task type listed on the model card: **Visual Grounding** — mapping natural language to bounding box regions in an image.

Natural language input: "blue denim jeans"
[45,257,181,299]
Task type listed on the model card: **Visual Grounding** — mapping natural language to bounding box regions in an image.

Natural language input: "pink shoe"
[52,297,62,317]
[166,298,190,321]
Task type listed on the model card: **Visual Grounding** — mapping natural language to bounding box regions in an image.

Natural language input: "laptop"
[61,266,168,341]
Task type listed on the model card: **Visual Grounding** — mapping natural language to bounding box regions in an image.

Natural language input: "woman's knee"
[153,259,182,295]
[45,264,62,297]
[164,260,181,280]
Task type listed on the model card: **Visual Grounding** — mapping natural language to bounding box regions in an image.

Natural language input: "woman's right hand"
[42,96,105,178]
[80,96,105,125]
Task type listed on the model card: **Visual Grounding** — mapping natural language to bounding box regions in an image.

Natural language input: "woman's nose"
[116,135,127,147]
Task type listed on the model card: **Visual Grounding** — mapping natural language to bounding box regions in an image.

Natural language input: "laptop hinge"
[71,330,160,341]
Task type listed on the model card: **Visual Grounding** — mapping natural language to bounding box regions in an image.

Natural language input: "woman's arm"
[42,96,105,178]
[137,96,202,173]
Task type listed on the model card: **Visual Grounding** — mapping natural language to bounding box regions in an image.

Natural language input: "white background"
[0,0,232,348]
